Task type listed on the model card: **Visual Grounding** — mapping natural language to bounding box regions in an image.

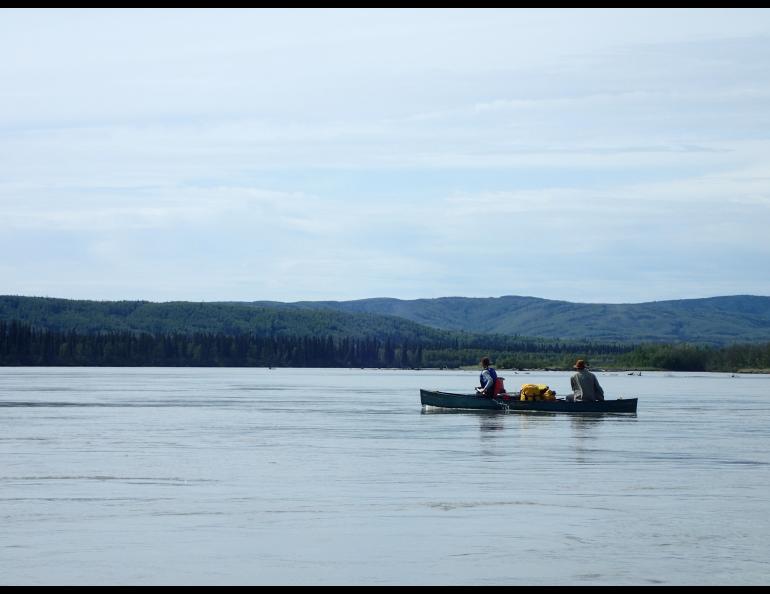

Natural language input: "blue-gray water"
[1,367,769,585]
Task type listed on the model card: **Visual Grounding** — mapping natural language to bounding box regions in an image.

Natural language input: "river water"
[1,367,769,585]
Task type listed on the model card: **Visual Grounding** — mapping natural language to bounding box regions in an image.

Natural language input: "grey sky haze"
[2,8,770,303]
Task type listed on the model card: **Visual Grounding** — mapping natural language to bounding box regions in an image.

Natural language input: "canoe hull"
[420,389,637,413]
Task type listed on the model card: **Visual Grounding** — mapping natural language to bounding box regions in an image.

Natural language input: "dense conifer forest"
[2,319,769,372]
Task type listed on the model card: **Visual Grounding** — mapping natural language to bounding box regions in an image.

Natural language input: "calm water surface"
[1,367,769,585]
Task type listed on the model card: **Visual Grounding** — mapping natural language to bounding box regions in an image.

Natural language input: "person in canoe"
[476,356,498,397]
[570,359,605,402]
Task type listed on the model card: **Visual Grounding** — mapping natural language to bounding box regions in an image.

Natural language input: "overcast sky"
[2,8,770,304]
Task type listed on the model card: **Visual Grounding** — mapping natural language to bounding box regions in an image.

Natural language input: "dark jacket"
[479,367,498,397]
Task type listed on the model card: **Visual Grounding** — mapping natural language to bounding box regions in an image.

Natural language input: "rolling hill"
[260,294,770,344]
[2,294,770,345]
[0,295,452,342]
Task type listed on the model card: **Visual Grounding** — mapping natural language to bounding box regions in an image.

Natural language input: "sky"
[2,8,770,305]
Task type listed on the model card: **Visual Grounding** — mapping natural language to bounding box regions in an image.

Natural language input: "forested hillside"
[277,295,770,344]
[2,295,770,371]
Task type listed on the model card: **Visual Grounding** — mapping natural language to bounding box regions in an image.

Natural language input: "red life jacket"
[493,376,505,395]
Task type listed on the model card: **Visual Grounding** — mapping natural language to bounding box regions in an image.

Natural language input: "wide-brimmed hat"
[573,359,586,369]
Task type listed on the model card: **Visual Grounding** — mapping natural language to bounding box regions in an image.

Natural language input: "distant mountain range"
[273,295,770,344]
[2,294,770,345]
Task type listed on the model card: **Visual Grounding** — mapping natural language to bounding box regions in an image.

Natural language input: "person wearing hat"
[570,359,605,402]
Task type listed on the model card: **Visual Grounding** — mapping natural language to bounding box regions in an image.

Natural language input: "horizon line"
[2,293,768,307]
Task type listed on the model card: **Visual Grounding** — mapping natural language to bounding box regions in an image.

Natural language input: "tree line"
[0,319,625,368]
[2,319,769,371]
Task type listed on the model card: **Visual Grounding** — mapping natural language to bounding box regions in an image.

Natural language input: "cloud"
[2,9,770,302]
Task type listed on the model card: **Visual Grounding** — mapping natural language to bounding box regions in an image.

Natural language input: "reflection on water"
[570,415,604,463]
[478,415,505,434]
[570,415,606,431]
